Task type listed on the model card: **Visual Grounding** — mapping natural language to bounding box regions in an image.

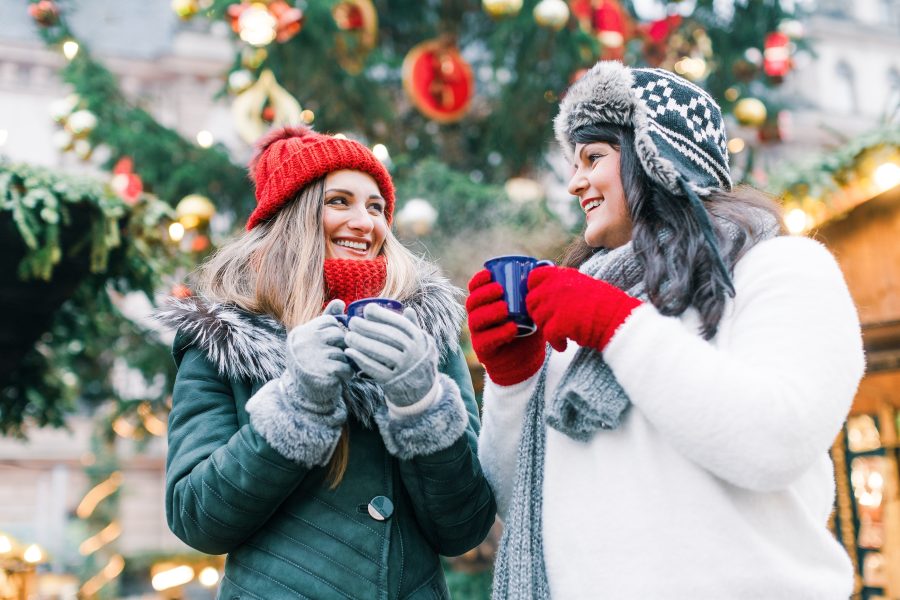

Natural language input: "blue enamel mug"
[335,297,405,372]
[484,255,554,337]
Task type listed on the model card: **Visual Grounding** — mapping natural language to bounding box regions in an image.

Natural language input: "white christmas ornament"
[533,0,569,31]
[396,198,438,236]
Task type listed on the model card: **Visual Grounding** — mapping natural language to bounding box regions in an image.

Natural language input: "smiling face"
[322,170,389,260]
[568,141,633,249]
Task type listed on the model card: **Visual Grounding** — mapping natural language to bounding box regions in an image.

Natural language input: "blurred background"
[0,0,898,598]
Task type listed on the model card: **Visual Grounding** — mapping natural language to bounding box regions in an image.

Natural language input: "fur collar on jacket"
[155,260,464,384]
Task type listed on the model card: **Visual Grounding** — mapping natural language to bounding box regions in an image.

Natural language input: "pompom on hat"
[246,126,395,230]
[555,61,735,292]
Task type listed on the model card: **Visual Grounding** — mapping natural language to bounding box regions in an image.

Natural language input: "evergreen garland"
[0,161,178,436]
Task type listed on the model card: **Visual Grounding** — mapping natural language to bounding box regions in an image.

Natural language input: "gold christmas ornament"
[176,194,216,229]
[483,0,522,19]
[171,0,200,19]
[533,0,569,30]
[232,69,302,144]
[733,97,767,127]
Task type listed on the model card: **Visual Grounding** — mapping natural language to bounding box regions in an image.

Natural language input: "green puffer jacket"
[159,269,496,600]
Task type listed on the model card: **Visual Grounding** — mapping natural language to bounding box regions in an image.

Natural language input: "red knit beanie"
[246,126,395,230]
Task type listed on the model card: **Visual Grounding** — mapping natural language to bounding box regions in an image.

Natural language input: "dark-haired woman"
[159,126,495,599]
[467,61,864,598]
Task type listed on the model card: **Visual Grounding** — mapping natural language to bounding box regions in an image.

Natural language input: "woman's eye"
[589,153,605,164]
[326,196,347,206]
[368,203,385,214]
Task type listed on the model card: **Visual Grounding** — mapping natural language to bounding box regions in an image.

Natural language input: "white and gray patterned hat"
[554,60,732,196]
[555,60,736,291]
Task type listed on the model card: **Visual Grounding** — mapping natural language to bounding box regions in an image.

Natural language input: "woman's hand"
[526,266,642,352]
[466,269,546,386]
[282,299,353,413]
[344,305,438,408]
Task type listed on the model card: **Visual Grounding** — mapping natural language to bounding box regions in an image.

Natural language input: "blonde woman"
[159,127,495,599]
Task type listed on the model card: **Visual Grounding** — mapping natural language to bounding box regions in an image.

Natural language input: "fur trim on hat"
[155,259,464,383]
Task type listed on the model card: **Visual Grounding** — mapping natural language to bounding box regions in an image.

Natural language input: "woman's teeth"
[335,240,368,250]
[583,199,603,213]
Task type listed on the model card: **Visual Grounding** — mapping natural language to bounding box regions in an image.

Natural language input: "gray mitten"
[246,299,351,466]
[344,304,438,408]
[282,299,353,413]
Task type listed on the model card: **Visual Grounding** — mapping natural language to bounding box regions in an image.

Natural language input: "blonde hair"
[194,177,421,485]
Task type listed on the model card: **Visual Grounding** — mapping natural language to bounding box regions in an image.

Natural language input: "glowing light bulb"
[238,4,277,46]
[196,130,214,148]
[873,162,900,193]
[62,40,79,60]
[168,222,185,242]
[24,544,43,563]
[199,567,220,587]
[785,208,809,234]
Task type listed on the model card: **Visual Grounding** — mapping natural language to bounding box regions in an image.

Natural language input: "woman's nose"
[568,170,587,197]
[346,205,374,233]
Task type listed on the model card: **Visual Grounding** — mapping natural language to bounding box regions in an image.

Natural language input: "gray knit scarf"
[491,210,779,599]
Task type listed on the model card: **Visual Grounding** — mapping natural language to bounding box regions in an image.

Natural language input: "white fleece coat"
[479,236,864,599]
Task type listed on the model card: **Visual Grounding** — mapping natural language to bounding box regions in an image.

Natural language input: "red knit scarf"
[323,257,387,306]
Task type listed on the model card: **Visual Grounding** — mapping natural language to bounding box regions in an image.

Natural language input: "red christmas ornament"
[110,157,143,205]
[191,235,211,253]
[402,38,474,123]
[639,14,681,67]
[269,1,304,43]
[28,0,59,27]
[570,0,629,60]
[644,14,681,45]
[763,32,791,78]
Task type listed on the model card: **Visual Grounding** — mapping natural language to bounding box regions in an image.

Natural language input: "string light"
[152,565,195,591]
[79,521,122,556]
[139,403,167,436]
[80,554,125,598]
[76,472,123,519]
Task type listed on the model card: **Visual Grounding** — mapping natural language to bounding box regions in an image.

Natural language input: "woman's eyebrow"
[325,188,383,201]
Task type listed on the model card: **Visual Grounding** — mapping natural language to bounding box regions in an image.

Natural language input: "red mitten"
[466,269,546,386]
[526,266,642,353]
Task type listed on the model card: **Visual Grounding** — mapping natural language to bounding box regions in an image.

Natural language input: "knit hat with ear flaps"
[554,60,735,292]
[246,126,395,230]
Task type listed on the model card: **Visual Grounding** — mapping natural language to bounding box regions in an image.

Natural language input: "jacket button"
[367,496,394,521]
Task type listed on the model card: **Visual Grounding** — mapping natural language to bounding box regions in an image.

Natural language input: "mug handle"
[534,259,554,269]
[334,314,349,327]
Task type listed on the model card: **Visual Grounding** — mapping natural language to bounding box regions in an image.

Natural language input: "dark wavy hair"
[561,124,785,339]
